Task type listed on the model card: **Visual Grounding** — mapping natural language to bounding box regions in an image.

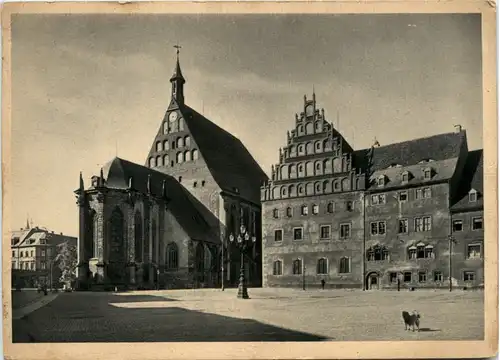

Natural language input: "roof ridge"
[368,130,464,151]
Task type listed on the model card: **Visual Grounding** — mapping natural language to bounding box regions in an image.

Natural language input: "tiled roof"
[354,131,466,190]
[180,105,269,204]
[102,157,218,243]
[451,149,483,211]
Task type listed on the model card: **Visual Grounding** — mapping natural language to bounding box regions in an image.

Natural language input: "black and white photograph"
[2,3,497,360]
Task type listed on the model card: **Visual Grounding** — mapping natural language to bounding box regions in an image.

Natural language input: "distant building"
[74,51,267,291]
[11,222,77,288]
[261,93,484,290]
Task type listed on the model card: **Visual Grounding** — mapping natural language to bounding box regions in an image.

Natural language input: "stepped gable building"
[75,51,267,290]
[261,93,484,290]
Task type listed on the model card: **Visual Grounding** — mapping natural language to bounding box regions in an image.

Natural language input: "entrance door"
[366,272,380,290]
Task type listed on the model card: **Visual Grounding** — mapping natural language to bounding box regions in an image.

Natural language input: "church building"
[261,93,484,290]
[74,50,268,290]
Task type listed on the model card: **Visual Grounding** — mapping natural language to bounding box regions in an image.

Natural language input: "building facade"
[11,222,77,288]
[261,93,484,290]
[75,52,267,290]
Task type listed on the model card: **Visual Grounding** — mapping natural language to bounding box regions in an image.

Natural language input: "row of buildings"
[70,52,484,291]
[11,222,77,289]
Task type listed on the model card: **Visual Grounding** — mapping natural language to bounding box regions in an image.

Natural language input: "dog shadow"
[418,328,441,332]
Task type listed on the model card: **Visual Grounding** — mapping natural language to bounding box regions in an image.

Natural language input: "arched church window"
[109,207,125,265]
[179,119,184,131]
[192,149,199,160]
[176,137,184,148]
[298,184,304,196]
[305,122,314,135]
[170,119,178,133]
[163,140,170,151]
[156,142,162,152]
[134,211,143,263]
[306,142,314,154]
[151,220,157,264]
[298,144,305,156]
[163,154,169,166]
[184,150,191,162]
[281,186,288,197]
[176,152,183,164]
[149,157,156,168]
[184,136,191,147]
[315,140,322,153]
[156,156,162,166]
[172,141,176,149]
[166,243,178,269]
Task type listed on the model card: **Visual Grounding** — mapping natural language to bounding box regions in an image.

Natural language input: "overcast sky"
[11,14,482,236]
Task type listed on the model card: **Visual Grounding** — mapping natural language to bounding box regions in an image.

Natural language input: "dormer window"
[387,163,402,169]
[419,158,435,164]
[377,175,386,187]
[401,171,412,184]
[423,167,433,180]
[469,189,478,202]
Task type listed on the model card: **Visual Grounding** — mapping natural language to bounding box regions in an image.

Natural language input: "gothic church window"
[184,136,190,147]
[156,156,162,166]
[192,149,199,160]
[134,211,143,263]
[176,137,184,148]
[149,157,156,168]
[184,150,191,162]
[176,152,183,164]
[90,211,98,258]
[151,220,157,264]
[166,243,178,269]
[156,142,162,152]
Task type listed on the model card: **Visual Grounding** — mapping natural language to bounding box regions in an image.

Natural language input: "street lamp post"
[229,218,256,299]
[302,264,306,291]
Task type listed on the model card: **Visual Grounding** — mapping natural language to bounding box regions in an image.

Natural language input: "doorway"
[366,272,380,290]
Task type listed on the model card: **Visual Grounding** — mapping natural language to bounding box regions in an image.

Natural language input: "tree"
[54,241,77,288]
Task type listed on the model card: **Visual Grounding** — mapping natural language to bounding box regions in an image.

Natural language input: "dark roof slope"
[180,105,269,204]
[354,131,465,172]
[451,149,483,210]
[102,157,218,243]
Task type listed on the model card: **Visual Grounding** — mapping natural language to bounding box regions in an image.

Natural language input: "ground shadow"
[418,328,441,332]
[13,292,329,343]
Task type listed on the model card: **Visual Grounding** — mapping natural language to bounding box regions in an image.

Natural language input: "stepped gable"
[102,157,216,243]
[451,149,483,210]
[179,104,268,204]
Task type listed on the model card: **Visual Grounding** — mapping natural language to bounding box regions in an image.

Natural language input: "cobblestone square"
[13,288,483,342]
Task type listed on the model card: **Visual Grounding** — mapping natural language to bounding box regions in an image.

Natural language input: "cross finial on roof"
[174,43,182,57]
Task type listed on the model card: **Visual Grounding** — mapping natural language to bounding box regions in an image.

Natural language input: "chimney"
[454,124,462,133]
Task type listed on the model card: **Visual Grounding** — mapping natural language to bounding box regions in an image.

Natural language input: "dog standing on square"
[402,310,421,332]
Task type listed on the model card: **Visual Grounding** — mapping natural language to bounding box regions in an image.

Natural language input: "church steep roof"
[179,105,269,204]
[451,149,483,211]
[102,157,217,243]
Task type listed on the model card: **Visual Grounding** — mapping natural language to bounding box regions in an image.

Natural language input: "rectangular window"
[415,189,423,199]
[415,218,423,232]
[292,259,302,275]
[41,250,45,257]
[423,216,431,231]
[41,262,46,270]
[423,187,432,198]
[370,221,386,235]
[433,271,443,282]
[293,228,303,241]
[418,272,427,283]
[424,169,431,180]
[301,205,308,216]
[340,224,351,239]
[346,201,353,211]
[274,230,283,242]
[453,220,463,232]
[312,205,319,215]
[403,271,412,283]
[398,219,408,233]
[463,271,475,281]
[286,207,293,217]
[467,244,481,259]
[469,191,477,202]
[320,225,331,239]
[371,194,386,205]
[472,217,483,230]
[399,191,408,202]
[389,272,397,283]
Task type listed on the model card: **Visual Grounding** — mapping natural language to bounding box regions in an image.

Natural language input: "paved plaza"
[13,288,484,342]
